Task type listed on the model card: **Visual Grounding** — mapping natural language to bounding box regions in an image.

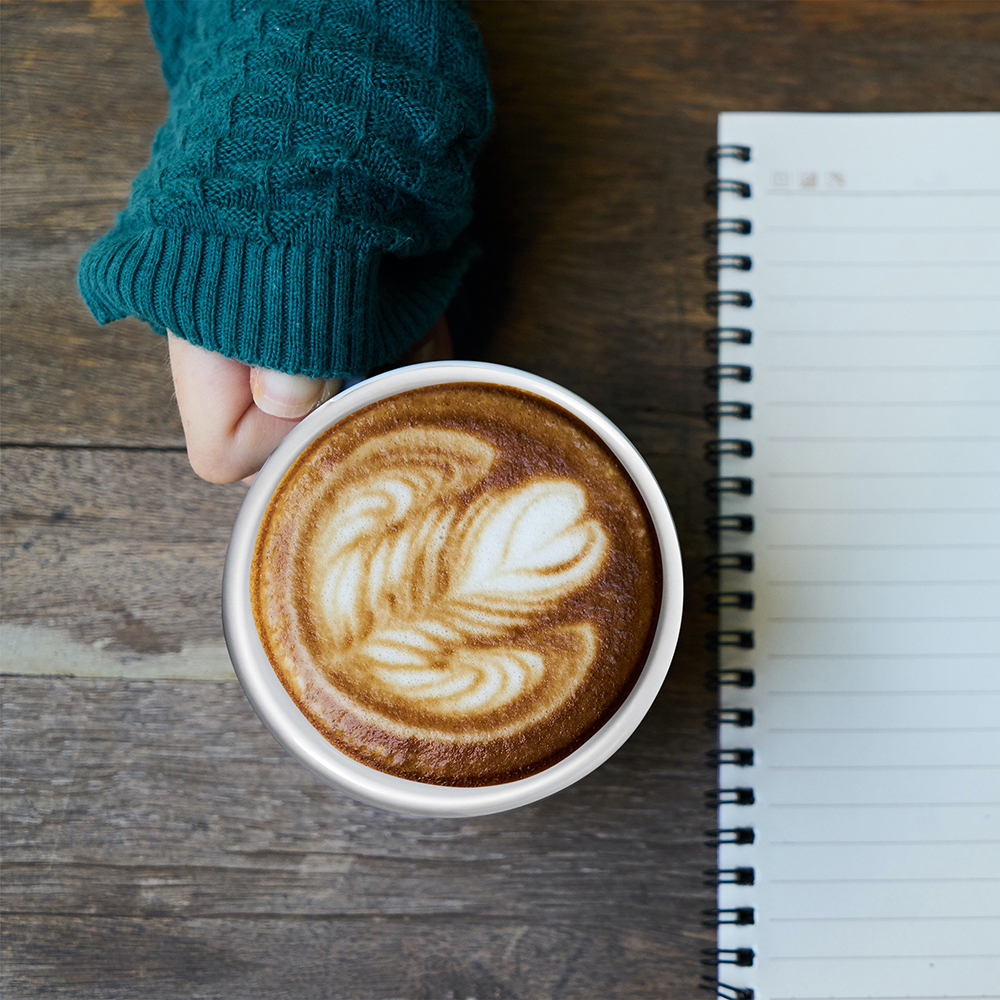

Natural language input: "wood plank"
[1,448,245,679]
[1,675,715,997]
[3,916,692,1000]
[2,678,709,888]
[0,406,718,686]
[1,0,184,449]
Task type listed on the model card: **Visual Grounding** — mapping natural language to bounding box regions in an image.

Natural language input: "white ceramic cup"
[223,361,683,817]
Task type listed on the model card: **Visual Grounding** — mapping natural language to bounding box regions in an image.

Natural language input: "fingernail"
[251,369,342,419]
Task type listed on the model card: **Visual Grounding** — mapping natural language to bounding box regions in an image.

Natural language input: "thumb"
[250,368,342,420]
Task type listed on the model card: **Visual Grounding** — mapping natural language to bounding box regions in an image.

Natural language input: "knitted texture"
[78,0,492,377]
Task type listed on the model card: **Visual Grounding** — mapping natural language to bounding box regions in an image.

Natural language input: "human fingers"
[250,366,341,419]
[167,332,336,484]
[168,315,448,484]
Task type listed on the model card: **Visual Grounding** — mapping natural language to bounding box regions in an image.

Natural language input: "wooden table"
[3,2,996,996]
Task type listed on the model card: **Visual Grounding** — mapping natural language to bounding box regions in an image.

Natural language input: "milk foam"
[308,428,608,724]
[251,383,661,784]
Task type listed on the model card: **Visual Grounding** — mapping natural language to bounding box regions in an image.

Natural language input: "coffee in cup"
[250,382,661,786]
[224,362,682,815]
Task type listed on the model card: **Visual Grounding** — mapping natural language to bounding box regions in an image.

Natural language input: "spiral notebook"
[704,113,1000,1000]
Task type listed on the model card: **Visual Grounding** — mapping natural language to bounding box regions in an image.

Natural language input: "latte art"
[313,427,608,727]
[252,384,661,785]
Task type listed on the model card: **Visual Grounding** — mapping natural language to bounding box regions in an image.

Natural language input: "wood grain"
[1,0,183,449]
[2,448,244,673]
[3,0,999,997]
[2,675,711,998]
[5,916,692,1000]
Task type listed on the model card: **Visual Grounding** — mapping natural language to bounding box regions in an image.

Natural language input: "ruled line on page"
[769,916,1000,922]
[766,726,1000,740]
[767,401,1000,406]
[765,579,1000,584]
[767,653,998,659]
[764,189,1000,196]
[767,260,1000,267]
[771,993,1000,1000]
[765,542,1000,548]
[768,764,1000,769]
[764,471,993,483]
[766,328,1000,336]
[767,477,1000,483]
[767,617,1000,623]
[768,225,1000,232]
[770,995,1000,1000]
[764,364,1000,372]
[766,510,1000,516]
[766,690,1000,696]
[765,295,1000,302]
[769,840,1000,847]
[769,955,1000,961]
[771,878,1000,884]
[768,916,1000,923]
[768,437,1000,443]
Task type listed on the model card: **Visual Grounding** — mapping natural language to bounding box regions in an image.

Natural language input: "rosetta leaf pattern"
[313,429,609,719]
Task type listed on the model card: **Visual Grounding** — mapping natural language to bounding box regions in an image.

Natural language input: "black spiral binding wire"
[703,867,755,886]
[702,907,755,927]
[702,948,756,967]
[704,363,752,386]
[705,144,751,168]
[705,552,753,573]
[706,708,754,728]
[705,218,752,240]
[705,439,753,464]
[705,400,752,421]
[705,179,752,204]
[706,592,754,611]
[705,327,752,350]
[699,982,754,1000]
[705,255,752,278]
[705,668,754,690]
[706,748,754,767]
[704,477,753,499]
[705,515,754,535]
[703,141,755,1000]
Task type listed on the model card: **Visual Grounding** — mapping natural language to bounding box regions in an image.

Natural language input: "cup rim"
[222,361,683,817]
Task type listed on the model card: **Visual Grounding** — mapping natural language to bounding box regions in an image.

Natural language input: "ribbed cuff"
[77,228,476,378]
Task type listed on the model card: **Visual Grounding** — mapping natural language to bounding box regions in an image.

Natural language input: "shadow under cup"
[223,362,683,816]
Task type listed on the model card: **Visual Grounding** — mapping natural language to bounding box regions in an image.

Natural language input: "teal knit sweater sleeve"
[77,0,492,378]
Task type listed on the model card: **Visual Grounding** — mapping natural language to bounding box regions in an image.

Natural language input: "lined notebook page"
[714,113,1000,1000]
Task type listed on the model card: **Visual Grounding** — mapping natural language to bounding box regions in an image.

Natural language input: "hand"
[168,317,452,485]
